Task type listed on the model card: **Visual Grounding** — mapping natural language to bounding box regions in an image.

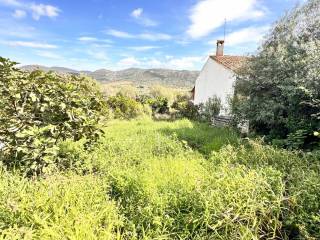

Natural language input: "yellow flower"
[314,131,319,137]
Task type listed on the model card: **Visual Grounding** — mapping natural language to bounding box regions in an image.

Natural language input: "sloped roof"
[210,55,249,72]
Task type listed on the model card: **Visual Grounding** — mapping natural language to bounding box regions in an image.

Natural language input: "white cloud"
[222,25,270,46]
[138,33,171,41]
[116,56,203,70]
[87,49,108,61]
[0,0,60,20]
[106,29,172,41]
[78,36,98,42]
[106,29,134,38]
[131,8,143,18]
[168,56,202,69]
[130,7,157,27]
[12,9,26,18]
[78,36,113,44]
[117,57,141,68]
[187,0,266,38]
[2,40,58,49]
[0,0,21,7]
[30,3,60,20]
[128,46,160,51]
[36,50,61,59]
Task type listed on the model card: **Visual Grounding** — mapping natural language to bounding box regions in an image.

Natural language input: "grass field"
[0,119,319,239]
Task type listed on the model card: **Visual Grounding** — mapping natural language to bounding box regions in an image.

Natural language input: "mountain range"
[20,65,199,89]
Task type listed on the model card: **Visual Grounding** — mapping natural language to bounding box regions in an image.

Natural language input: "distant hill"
[20,65,199,88]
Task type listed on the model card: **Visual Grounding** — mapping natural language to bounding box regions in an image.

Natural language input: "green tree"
[233,0,320,149]
[0,58,108,174]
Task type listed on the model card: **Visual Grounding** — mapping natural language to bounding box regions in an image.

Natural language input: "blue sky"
[0,0,304,70]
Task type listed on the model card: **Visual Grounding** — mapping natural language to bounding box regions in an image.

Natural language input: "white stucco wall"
[194,58,236,114]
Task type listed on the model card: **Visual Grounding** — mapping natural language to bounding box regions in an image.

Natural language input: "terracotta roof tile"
[210,55,249,72]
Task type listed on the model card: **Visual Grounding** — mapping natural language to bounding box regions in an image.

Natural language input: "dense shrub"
[136,95,170,115]
[200,95,222,122]
[171,94,201,120]
[233,0,320,149]
[172,95,222,123]
[0,57,108,174]
[106,93,145,119]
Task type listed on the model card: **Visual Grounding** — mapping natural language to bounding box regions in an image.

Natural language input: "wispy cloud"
[187,0,266,38]
[128,46,160,51]
[106,29,171,41]
[87,49,108,61]
[117,57,141,68]
[130,8,158,27]
[78,36,112,43]
[36,50,61,59]
[12,9,26,19]
[0,0,22,7]
[131,8,143,18]
[30,3,59,20]
[220,25,270,46]
[1,40,58,49]
[116,56,202,70]
[0,0,60,20]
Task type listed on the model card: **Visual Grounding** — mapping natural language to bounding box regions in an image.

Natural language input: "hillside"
[20,65,199,88]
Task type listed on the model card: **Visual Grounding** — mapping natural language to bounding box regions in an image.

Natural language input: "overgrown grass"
[0,119,319,239]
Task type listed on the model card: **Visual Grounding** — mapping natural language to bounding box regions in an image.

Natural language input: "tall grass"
[0,119,319,239]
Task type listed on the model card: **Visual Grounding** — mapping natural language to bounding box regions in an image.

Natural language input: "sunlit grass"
[0,119,319,239]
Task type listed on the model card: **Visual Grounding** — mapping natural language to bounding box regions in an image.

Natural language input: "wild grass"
[0,118,319,239]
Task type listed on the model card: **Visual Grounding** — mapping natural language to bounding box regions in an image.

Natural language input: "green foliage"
[211,140,320,239]
[233,0,320,149]
[149,84,177,103]
[106,93,145,119]
[200,95,222,122]
[0,171,122,239]
[0,57,108,174]
[0,119,319,239]
[136,95,170,115]
[171,94,201,120]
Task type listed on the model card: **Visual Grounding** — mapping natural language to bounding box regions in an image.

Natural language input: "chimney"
[216,40,224,56]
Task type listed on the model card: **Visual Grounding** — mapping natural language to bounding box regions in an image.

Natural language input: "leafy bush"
[171,94,201,120]
[199,95,222,122]
[0,57,108,174]
[136,95,169,115]
[233,0,320,149]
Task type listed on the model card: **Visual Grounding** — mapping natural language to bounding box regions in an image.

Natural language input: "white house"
[193,40,248,114]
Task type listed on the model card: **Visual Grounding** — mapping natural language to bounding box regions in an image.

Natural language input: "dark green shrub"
[171,94,201,120]
[136,95,169,115]
[199,95,222,122]
[149,97,169,114]
[0,57,108,174]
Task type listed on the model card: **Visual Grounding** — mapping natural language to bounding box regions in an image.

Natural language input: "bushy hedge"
[0,57,108,175]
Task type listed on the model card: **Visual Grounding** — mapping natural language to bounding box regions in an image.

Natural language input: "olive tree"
[233,0,320,149]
